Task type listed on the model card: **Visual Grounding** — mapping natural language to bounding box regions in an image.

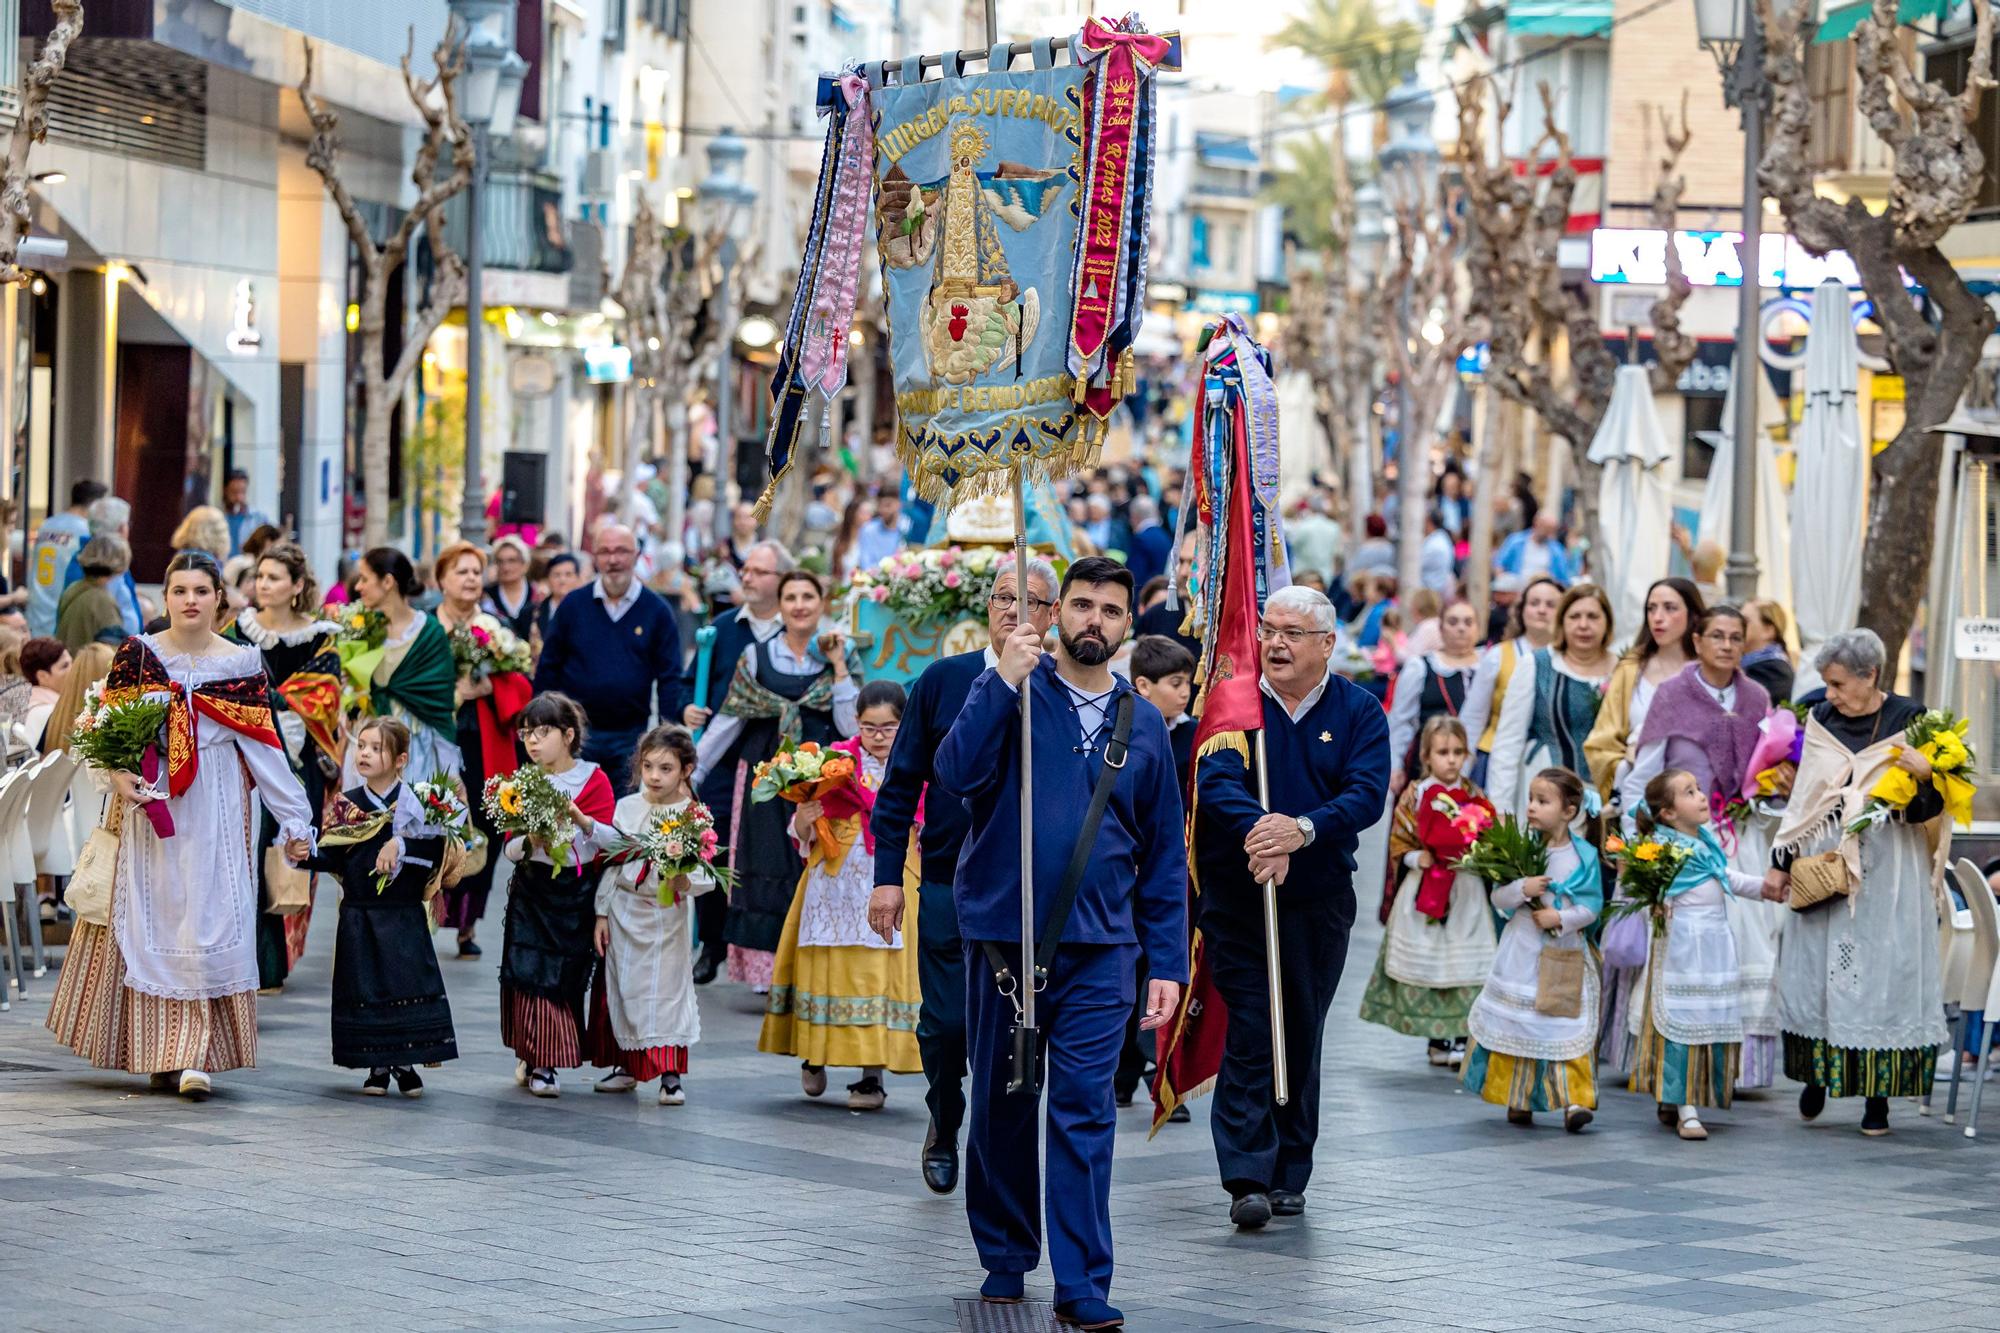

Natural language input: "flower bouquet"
[483,765,581,871]
[69,682,177,837]
[1452,814,1547,889]
[1848,709,1977,834]
[847,546,999,626]
[402,774,471,894]
[1603,834,1695,937]
[605,800,736,905]
[750,738,858,806]
[336,604,391,712]
[449,612,532,679]
[1742,706,1805,804]
[1412,788,1495,920]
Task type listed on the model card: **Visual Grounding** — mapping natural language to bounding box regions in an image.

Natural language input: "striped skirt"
[46,920,258,1074]
[1462,1039,1597,1112]
[501,988,583,1069]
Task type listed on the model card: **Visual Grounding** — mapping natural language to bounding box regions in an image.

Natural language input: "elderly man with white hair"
[1192,584,1391,1230]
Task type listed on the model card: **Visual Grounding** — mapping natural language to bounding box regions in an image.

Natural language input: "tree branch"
[299,39,381,272]
[1647,90,1697,395]
[0,0,83,284]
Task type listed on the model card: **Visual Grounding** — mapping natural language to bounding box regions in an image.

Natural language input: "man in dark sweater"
[533,523,683,795]
[1194,584,1390,1231]
[682,539,788,983]
[868,554,1057,1196]
[1131,529,1201,661]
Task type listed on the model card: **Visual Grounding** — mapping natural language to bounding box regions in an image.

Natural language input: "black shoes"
[392,1066,425,1097]
[1563,1106,1594,1134]
[1861,1095,1891,1136]
[1800,1084,1827,1121]
[922,1118,960,1195]
[1269,1190,1305,1217]
[1229,1192,1272,1230]
[456,935,482,959]
[691,952,720,986]
[1168,1103,1190,1123]
[362,1068,391,1096]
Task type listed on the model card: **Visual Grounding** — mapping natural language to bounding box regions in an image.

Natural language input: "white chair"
[0,754,50,978]
[64,761,104,861]
[0,770,25,1005]
[28,749,78,879]
[1942,859,2000,1124]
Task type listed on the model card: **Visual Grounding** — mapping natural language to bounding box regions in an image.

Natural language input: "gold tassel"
[1193,729,1250,767]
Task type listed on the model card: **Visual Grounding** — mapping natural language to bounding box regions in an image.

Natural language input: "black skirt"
[331,868,457,1069]
[500,856,598,1022]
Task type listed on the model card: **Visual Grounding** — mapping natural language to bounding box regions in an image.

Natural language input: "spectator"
[1419,511,1456,596]
[56,536,131,652]
[1350,514,1396,578]
[534,523,684,796]
[1437,470,1469,539]
[240,524,285,563]
[63,496,144,634]
[1124,494,1171,591]
[484,535,541,641]
[535,551,581,644]
[20,635,72,749]
[28,479,104,636]
[223,469,272,556]
[1493,511,1576,585]
[172,505,232,564]
[0,627,28,734]
[854,491,904,572]
[1132,532,1201,660]
[1742,598,1796,704]
[1485,573,1524,646]
[1286,496,1342,590]
[830,494,870,582]
[719,502,762,569]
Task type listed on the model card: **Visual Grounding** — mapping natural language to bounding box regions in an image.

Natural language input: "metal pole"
[1725,11,1763,601]
[1253,731,1288,1106]
[1013,469,1035,1041]
[461,123,490,546]
[712,244,735,544]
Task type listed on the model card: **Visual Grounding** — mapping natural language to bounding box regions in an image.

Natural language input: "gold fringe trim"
[1193,729,1249,767]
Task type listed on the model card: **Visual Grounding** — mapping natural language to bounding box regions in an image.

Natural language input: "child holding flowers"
[494,692,617,1099]
[1462,767,1605,1133]
[758,680,923,1110]
[1620,769,1775,1140]
[587,725,711,1106]
[1359,717,1498,1069]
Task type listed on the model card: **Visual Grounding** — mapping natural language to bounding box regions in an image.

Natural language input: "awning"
[1815,0,1952,43]
[1195,132,1260,167]
[1507,0,1613,36]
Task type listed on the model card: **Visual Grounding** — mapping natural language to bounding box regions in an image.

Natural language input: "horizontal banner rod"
[816,31,1182,111]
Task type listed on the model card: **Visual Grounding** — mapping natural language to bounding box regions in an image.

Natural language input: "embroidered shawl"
[719,638,863,743]
[103,636,281,798]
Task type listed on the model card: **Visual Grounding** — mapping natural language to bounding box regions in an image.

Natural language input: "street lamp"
[452,0,529,546]
[1696,0,1768,599]
[697,129,756,543]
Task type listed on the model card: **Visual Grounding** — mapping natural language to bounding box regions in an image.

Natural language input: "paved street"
[6,849,2000,1332]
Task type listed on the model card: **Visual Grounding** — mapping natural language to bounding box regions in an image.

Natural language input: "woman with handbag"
[1386,598,1482,797]
[1769,629,1947,1138]
[46,552,316,1101]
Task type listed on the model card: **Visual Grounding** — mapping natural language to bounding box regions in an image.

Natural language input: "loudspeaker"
[501,451,547,524]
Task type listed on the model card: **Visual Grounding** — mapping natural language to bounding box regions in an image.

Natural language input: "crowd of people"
[6,452,1982,1332]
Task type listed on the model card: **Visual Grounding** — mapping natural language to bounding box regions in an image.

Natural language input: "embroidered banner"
[873,64,1090,503]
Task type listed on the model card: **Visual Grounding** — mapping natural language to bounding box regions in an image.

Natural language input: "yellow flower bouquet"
[1604,835,1695,938]
[1848,709,1977,834]
[482,765,580,871]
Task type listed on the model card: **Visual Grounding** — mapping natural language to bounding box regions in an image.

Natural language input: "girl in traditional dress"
[227,541,344,993]
[46,552,316,1101]
[1387,598,1483,796]
[433,540,531,961]
[589,725,707,1106]
[694,569,860,990]
[1770,630,1948,1138]
[1462,576,1562,789]
[1360,717,1498,1068]
[305,717,458,1097]
[501,692,617,1099]
[758,680,921,1109]
[1628,768,1773,1140]
[1462,767,1604,1133]
[1487,584,1616,815]
[346,547,460,783]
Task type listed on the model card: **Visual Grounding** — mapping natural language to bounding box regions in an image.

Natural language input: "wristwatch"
[1295,815,1316,847]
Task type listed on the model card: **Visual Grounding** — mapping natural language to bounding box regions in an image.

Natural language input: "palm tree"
[1272,0,1425,153]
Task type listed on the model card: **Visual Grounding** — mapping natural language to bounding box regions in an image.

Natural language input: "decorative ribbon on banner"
[757,68,874,519]
[1067,15,1174,425]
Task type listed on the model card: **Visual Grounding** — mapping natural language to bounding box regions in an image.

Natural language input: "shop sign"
[1187,288,1259,315]
[225,279,261,356]
[510,353,558,398]
[1955,617,2000,662]
[583,344,631,384]
[1588,228,1917,291]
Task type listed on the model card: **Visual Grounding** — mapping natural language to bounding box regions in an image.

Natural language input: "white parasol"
[1695,374,1792,606]
[1789,277,1866,667]
[1587,364,1675,650]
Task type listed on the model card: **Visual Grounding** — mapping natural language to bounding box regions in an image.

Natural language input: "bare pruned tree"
[0,0,82,285]
[616,193,706,548]
[300,29,476,550]
[1757,0,1995,664]
[1457,78,1696,548]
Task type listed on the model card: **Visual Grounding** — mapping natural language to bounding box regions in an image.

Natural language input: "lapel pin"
[1319,730,1332,743]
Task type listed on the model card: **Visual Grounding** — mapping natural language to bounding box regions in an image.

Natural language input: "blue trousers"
[964,940,1137,1305]
[918,880,968,1142]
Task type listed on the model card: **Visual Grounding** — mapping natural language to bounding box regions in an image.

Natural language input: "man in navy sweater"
[932,556,1188,1331]
[1194,585,1390,1231]
[533,523,683,795]
[868,554,1058,1196]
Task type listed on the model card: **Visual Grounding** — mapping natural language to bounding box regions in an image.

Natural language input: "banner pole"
[1254,729,1288,1106]
[1014,469,1035,1044]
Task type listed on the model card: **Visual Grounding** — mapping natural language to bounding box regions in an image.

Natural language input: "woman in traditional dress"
[1584,576,1704,804]
[693,570,860,990]
[1462,575,1562,789]
[346,547,461,783]
[1387,598,1482,796]
[432,540,531,960]
[1770,629,1948,1137]
[1616,605,1781,1087]
[1486,583,1616,816]
[227,541,343,993]
[46,552,316,1100]
[759,680,921,1108]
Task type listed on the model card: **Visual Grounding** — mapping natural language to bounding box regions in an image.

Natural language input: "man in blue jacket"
[933,556,1188,1331]
[1194,585,1390,1230]
[868,554,1059,1196]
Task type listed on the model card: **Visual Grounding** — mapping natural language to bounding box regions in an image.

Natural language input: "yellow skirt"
[1462,1039,1597,1112]
[757,846,923,1073]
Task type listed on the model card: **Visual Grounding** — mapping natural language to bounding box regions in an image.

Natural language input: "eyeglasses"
[858,722,901,739]
[1256,624,1332,646]
[989,593,1056,614]
[1700,631,1746,647]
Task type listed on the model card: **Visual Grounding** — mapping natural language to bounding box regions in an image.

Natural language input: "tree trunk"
[620,382,652,526]
[1467,386,1506,612]
[360,383,396,551]
[1395,379,1430,597]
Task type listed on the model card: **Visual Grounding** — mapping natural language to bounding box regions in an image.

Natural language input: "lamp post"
[1695,0,1768,600]
[697,130,755,544]
[452,0,528,546]
[1348,181,1387,558]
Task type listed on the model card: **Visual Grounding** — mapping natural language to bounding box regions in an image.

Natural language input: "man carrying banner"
[1192,584,1390,1228]
[935,555,1187,1331]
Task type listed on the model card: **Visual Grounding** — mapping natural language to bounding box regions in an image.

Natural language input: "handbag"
[264,845,313,915]
[1787,849,1853,913]
[1600,907,1649,970]
[1535,943,1586,1018]
[66,795,125,927]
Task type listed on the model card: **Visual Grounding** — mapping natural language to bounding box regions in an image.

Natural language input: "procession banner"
[873,63,1091,502]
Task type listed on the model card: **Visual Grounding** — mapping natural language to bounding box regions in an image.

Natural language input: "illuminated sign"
[584,344,632,384]
[225,279,261,355]
[1587,228,1912,290]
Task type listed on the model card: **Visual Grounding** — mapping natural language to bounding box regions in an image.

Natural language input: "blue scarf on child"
[1658,824,1731,900]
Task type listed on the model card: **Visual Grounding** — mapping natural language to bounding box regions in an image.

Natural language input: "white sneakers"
[658,1076,685,1106]
[527,1069,560,1097]
[595,1071,639,1094]
[514,1060,529,1087]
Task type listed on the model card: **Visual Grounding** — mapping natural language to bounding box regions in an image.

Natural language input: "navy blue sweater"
[1194,673,1391,928]
[871,648,987,888]
[534,581,684,733]
[935,656,1189,983]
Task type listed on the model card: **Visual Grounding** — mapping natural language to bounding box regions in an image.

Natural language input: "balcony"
[444,166,574,277]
